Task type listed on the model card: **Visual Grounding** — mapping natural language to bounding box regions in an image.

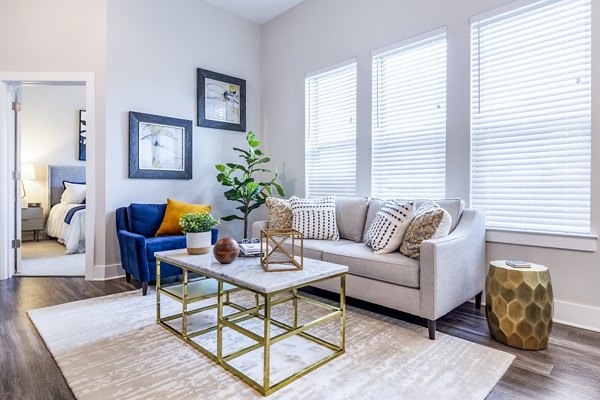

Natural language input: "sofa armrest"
[419,209,486,320]
[252,220,269,239]
[116,230,150,282]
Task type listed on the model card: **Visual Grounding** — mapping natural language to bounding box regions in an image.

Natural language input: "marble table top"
[154,249,348,294]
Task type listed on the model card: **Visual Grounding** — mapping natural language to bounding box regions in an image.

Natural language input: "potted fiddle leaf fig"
[179,212,219,255]
[216,131,285,238]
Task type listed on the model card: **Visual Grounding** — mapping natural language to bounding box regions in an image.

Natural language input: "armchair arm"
[419,209,486,320]
[252,220,269,239]
[116,229,150,282]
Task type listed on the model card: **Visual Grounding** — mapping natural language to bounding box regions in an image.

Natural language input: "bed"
[44,165,86,254]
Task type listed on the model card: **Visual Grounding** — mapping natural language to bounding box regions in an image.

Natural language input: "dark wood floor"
[1,277,599,400]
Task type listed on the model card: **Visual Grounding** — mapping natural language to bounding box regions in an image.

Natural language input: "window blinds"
[305,61,357,198]
[471,0,591,234]
[371,29,447,199]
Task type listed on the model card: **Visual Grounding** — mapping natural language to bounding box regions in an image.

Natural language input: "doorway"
[0,73,96,281]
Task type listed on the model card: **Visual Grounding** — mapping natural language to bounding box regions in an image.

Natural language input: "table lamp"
[21,163,36,208]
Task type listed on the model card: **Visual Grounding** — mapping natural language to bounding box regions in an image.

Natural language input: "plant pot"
[186,231,211,255]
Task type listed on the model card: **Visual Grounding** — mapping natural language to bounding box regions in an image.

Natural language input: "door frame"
[0,72,96,280]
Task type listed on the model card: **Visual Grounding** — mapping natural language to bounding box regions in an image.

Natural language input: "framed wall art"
[129,111,192,179]
[79,110,86,161]
[197,68,246,132]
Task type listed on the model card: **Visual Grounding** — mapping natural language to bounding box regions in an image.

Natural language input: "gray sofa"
[253,197,486,339]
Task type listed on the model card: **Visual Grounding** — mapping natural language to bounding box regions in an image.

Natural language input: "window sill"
[485,228,598,252]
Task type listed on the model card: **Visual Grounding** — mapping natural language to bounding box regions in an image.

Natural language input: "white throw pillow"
[365,200,415,254]
[289,195,339,240]
[61,182,86,204]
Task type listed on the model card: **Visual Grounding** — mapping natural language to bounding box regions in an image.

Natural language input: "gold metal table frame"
[155,258,346,396]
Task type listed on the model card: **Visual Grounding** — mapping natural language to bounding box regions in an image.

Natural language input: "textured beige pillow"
[266,197,292,229]
[400,201,452,260]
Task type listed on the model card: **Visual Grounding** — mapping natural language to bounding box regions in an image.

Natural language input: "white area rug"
[20,240,84,276]
[29,290,514,400]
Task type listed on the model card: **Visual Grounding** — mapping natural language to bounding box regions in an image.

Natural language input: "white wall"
[21,85,86,218]
[104,0,262,267]
[261,0,600,330]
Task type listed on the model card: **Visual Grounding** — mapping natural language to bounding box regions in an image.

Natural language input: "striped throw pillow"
[365,200,415,254]
[290,195,339,240]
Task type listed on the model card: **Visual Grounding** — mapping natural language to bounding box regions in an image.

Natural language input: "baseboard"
[554,300,600,333]
[92,263,125,281]
[468,297,600,333]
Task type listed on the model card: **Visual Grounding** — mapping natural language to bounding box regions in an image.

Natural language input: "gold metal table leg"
[217,280,224,362]
[156,260,161,322]
[293,288,298,329]
[340,274,346,350]
[182,269,189,339]
[263,294,271,394]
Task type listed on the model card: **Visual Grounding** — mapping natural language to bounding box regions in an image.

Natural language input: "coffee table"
[154,249,348,396]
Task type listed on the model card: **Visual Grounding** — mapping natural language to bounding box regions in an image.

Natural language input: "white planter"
[186,231,211,255]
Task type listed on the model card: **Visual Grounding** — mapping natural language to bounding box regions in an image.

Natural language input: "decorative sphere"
[213,238,240,264]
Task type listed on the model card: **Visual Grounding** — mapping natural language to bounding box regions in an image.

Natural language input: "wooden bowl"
[213,237,240,264]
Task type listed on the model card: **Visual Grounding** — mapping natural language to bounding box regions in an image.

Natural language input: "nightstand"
[22,206,44,241]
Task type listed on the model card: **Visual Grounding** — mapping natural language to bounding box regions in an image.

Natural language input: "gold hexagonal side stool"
[485,260,553,350]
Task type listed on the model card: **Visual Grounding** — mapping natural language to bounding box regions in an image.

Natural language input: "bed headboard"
[48,165,86,207]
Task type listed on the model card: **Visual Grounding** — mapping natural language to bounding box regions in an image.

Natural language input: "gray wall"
[104,0,262,266]
[261,0,600,330]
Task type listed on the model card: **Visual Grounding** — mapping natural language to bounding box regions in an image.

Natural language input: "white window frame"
[470,0,597,250]
[371,27,447,200]
[305,58,357,198]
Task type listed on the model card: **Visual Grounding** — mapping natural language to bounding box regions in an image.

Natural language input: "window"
[372,29,447,199]
[305,61,357,197]
[471,0,591,234]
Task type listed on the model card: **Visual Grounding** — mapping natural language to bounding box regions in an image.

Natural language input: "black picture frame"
[78,110,86,161]
[129,111,193,179]
[197,68,246,132]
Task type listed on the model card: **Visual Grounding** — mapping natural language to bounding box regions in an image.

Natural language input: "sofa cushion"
[146,236,187,262]
[323,243,420,288]
[365,200,415,254]
[290,195,339,240]
[336,197,369,243]
[364,198,464,238]
[128,203,167,238]
[283,239,355,261]
[266,197,292,229]
[400,201,452,260]
[156,198,211,236]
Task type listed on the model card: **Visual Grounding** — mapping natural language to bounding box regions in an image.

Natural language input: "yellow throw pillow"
[155,199,211,236]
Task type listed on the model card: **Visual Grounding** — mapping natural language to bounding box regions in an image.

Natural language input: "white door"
[12,85,23,274]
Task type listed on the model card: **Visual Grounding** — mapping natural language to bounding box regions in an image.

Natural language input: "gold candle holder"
[260,228,304,272]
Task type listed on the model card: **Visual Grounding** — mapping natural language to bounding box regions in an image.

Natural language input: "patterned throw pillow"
[289,195,339,240]
[400,201,452,260]
[266,197,292,229]
[365,200,415,254]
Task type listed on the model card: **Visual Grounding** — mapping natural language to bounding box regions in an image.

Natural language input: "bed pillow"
[290,195,339,240]
[364,200,415,254]
[155,198,211,236]
[266,197,292,230]
[61,182,86,204]
[400,201,452,260]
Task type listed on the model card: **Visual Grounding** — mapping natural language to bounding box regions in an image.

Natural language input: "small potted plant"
[179,212,219,255]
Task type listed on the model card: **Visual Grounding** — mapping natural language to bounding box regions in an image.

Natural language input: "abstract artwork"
[197,68,246,132]
[129,112,192,179]
[79,110,86,161]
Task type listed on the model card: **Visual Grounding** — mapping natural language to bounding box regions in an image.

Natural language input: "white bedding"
[45,203,86,254]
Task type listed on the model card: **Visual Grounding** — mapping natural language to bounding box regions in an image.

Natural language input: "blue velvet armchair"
[116,203,218,295]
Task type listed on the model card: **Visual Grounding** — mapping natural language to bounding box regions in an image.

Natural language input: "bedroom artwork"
[197,68,246,132]
[129,111,193,179]
[79,110,86,161]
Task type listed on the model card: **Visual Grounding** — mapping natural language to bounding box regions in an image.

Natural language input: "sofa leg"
[475,291,483,309]
[126,272,131,283]
[427,319,436,340]
[142,281,148,296]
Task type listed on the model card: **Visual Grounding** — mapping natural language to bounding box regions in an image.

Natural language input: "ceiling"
[202,0,305,25]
